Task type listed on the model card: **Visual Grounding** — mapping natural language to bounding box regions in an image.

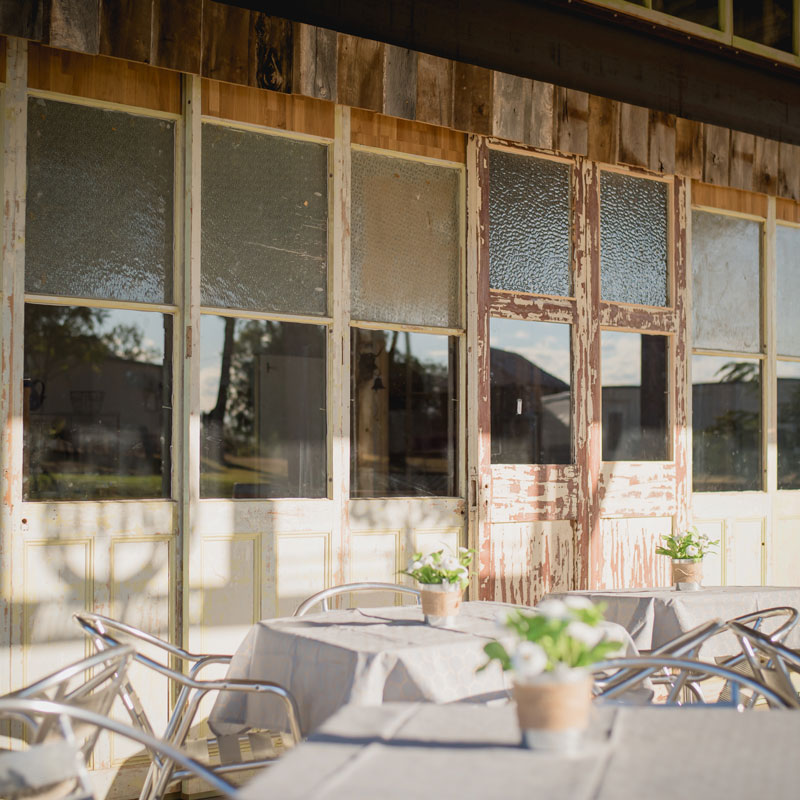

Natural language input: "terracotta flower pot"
[513,670,593,751]
[671,558,703,591]
[419,583,462,626]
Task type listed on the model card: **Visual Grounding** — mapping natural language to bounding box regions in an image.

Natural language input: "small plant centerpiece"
[482,598,622,751]
[402,548,475,626]
[656,527,719,591]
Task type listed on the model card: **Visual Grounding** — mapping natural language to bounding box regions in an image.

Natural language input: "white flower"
[564,596,595,612]
[458,546,469,554]
[566,620,604,648]
[441,556,460,572]
[535,599,570,620]
[685,544,699,558]
[410,560,423,571]
[512,641,547,679]
[494,611,510,630]
[456,566,468,577]
[422,554,435,567]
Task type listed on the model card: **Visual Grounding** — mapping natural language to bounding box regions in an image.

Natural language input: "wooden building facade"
[2,0,800,791]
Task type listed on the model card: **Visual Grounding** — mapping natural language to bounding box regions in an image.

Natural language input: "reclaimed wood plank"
[618,102,648,167]
[691,181,767,216]
[553,87,588,155]
[415,52,453,128]
[488,291,575,324]
[490,465,579,522]
[675,117,703,179]
[337,32,383,112]
[587,94,618,165]
[99,0,150,63]
[702,123,730,186]
[598,302,676,333]
[729,130,755,191]
[492,71,530,144]
[776,197,800,223]
[152,0,201,73]
[753,136,779,195]
[778,141,800,202]
[0,0,43,40]
[45,0,99,54]
[648,110,675,174]
[383,44,416,119]
[529,80,553,150]
[252,13,292,92]
[453,61,492,135]
[292,22,337,102]
[202,2,251,86]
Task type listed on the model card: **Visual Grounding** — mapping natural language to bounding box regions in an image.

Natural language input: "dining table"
[208,600,636,738]
[237,701,800,800]
[545,585,800,657]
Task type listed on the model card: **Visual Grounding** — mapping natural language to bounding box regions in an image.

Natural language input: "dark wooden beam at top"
[227,0,800,146]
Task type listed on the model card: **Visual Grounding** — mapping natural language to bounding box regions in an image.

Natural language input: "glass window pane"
[652,0,720,29]
[692,210,761,353]
[200,317,327,499]
[488,151,571,296]
[692,355,762,492]
[778,360,800,490]
[201,124,328,315]
[351,329,457,497]
[777,225,800,356]
[600,172,668,307]
[26,98,174,304]
[734,0,793,52]
[351,151,460,328]
[602,331,669,461]
[24,305,172,500]
[490,318,571,464]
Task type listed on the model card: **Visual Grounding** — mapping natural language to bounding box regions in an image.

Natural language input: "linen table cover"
[238,702,800,800]
[208,601,635,737]
[546,585,800,657]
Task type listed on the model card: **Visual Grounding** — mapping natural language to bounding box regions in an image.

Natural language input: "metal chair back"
[294,582,421,616]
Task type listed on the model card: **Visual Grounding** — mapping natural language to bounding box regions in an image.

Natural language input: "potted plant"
[402,548,474,626]
[481,598,622,751]
[656,527,719,591]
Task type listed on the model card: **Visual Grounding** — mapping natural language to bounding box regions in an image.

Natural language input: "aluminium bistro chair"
[293,582,422,616]
[73,612,301,800]
[0,698,238,800]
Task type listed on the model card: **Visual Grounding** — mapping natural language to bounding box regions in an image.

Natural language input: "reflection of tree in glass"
[716,360,759,384]
[706,361,759,438]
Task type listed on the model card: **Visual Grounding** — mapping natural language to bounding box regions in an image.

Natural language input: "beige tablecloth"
[208,601,635,737]
[546,586,800,657]
[238,702,800,800]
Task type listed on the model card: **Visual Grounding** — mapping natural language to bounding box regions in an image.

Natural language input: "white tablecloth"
[208,601,635,736]
[546,586,800,657]
[238,702,800,800]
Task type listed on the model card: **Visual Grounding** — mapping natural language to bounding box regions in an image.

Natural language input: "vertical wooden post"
[764,194,777,583]
[0,37,27,706]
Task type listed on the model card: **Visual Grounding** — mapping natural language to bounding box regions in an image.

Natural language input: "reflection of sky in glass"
[692,354,761,383]
[777,360,800,380]
[95,308,166,363]
[489,318,570,383]
[601,330,641,386]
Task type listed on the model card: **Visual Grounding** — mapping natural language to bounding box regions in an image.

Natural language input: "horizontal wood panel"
[20,501,176,536]
[598,462,677,517]
[28,43,181,114]
[489,291,576,324]
[691,181,768,217]
[491,464,578,521]
[776,197,800,224]
[599,303,676,333]
[202,78,335,138]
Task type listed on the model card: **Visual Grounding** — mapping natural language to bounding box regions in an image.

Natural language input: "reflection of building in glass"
[490,347,570,464]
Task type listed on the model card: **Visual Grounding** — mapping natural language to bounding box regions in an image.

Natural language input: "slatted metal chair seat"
[293,582,421,616]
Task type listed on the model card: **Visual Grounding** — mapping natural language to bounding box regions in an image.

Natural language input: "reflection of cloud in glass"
[692,354,761,383]
[777,360,800,380]
[199,315,226,413]
[601,331,641,386]
[490,318,570,383]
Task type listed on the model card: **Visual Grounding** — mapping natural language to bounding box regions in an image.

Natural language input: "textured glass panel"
[488,150,571,296]
[602,332,668,461]
[734,0,793,52]
[351,329,457,497]
[692,210,761,353]
[777,360,800,490]
[652,0,720,28]
[490,318,571,464]
[200,316,327,498]
[777,225,800,356]
[600,172,668,306]
[351,151,460,328]
[24,305,172,500]
[692,355,761,492]
[26,98,174,304]
[202,124,328,314]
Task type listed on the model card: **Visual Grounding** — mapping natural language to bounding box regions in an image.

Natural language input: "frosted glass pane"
[201,124,328,314]
[26,98,174,304]
[351,151,460,328]
[692,210,761,353]
[488,150,571,296]
[600,172,668,306]
[777,225,800,356]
